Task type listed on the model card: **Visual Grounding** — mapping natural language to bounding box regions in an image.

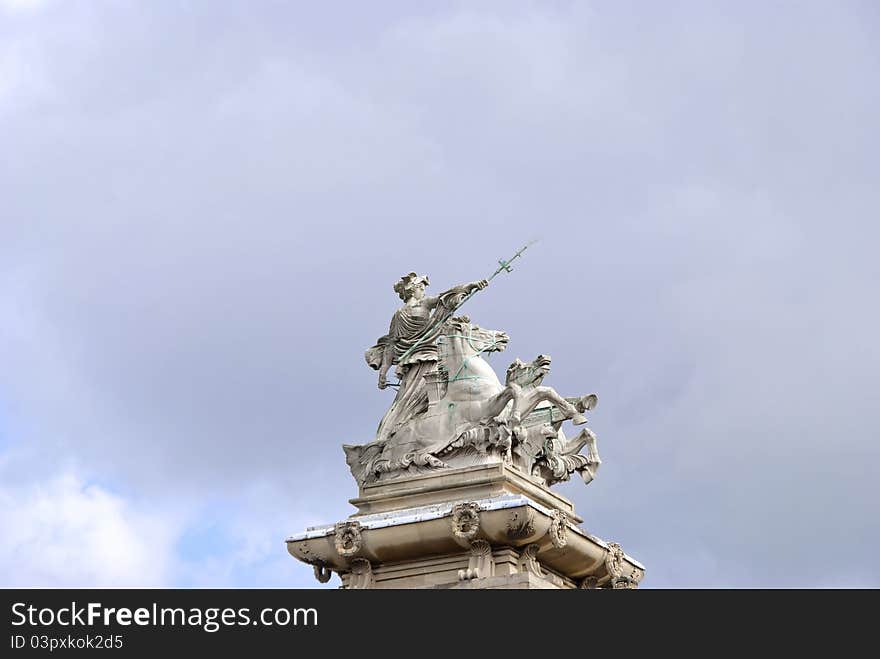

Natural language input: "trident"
[391,239,539,375]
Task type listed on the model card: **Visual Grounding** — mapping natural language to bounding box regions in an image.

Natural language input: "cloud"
[0,0,46,12]
[0,469,179,586]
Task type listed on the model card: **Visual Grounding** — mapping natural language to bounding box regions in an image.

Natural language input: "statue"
[346,243,603,488]
[287,242,646,590]
[365,273,488,443]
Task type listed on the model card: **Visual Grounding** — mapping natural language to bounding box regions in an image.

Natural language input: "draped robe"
[365,285,471,442]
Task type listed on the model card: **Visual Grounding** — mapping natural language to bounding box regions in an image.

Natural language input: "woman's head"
[394,272,430,301]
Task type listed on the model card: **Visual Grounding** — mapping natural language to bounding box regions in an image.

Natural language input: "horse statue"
[344,316,601,486]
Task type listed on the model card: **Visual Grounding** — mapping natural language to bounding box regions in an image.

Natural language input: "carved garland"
[451,502,481,541]
[549,510,569,549]
[605,542,641,589]
[334,521,363,557]
[605,542,625,579]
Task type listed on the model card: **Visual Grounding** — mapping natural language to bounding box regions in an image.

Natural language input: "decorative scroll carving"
[549,510,569,549]
[348,558,374,589]
[451,502,481,541]
[334,521,363,557]
[458,539,494,581]
[313,563,333,584]
[518,544,544,578]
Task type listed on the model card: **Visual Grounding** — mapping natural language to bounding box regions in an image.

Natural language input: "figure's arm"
[428,279,488,310]
[457,279,489,295]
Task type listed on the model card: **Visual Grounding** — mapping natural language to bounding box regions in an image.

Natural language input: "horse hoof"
[571,412,588,426]
[580,394,598,411]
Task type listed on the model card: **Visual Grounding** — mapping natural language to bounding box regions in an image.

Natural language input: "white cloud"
[0,470,180,586]
[0,0,46,11]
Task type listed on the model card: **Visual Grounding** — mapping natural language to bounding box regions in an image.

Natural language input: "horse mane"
[437,315,471,373]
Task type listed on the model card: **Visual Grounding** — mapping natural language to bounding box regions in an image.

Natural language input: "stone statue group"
[344,269,601,488]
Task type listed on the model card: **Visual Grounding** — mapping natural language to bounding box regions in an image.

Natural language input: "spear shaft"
[393,239,538,369]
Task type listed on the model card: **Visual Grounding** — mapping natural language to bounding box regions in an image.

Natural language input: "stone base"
[287,463,644,589]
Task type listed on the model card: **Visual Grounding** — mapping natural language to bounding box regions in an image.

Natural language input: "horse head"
[439,315,509,363]
[436,316,509,398]
[506,354,552,388]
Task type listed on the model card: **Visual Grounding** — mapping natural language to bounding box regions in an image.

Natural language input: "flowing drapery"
[365,286,470,442]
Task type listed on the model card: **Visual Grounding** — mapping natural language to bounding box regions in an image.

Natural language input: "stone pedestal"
[287,463,644,589]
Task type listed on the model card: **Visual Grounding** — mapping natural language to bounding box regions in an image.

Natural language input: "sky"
[1,0,878,588]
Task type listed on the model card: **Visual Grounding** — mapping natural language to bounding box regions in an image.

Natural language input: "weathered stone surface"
[347,270,602,488]
[286,465,644,589]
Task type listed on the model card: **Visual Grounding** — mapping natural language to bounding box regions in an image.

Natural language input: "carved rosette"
[348,557,374,590]
[549,510,569,549]
[334,521,363,557]
[451,502,481,541]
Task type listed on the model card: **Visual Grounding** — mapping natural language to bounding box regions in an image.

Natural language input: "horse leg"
[578,431,601,484]
[475,383,522,425]
[559,427,596,455]
[518,386,588,425]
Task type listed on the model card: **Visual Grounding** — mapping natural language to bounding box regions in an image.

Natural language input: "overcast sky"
[1,0,878,587]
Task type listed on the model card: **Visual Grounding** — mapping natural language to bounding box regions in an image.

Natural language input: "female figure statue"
[365,272,488,442]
